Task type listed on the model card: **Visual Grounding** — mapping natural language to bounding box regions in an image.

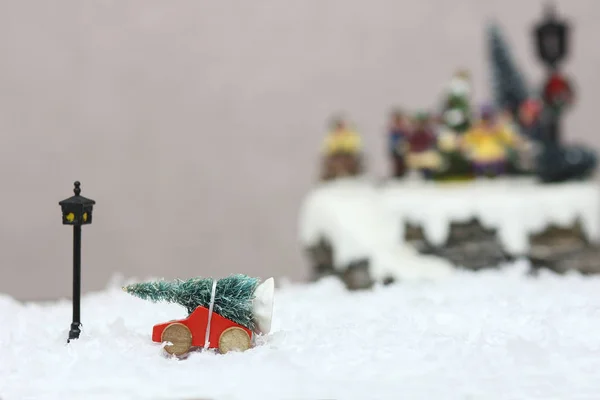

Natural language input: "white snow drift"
[299,177,600,281]
[381,177,600,254]
[298,178,455,282]
[2,268,600,399]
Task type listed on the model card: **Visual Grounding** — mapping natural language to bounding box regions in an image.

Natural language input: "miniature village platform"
[299,177,600,289]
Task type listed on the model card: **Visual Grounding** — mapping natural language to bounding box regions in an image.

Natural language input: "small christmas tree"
[123,274,261,332]
[488,23,529,116]
[441,70,472,133]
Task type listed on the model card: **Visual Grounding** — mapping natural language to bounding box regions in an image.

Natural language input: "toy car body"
[152,306,253,356]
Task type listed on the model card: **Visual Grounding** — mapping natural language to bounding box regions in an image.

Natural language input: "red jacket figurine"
[409,113,437,153]
[406,112,440,179]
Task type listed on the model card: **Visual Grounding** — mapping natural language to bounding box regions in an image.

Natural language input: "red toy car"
[152,306,253,356]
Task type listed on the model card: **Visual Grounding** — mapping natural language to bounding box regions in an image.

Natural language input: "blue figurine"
[388,109,411,178]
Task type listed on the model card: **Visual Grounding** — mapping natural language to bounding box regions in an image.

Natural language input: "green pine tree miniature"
[123,274,260,332]
[488,23,529,116]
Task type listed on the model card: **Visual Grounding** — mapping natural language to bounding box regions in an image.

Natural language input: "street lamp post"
[59,181,95,342]
[533,2,573,144]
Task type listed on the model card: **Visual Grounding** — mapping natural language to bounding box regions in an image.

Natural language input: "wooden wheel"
[161,323,192,356]
[218,327,251,354]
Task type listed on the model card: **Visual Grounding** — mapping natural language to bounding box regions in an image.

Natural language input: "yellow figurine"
[320,117,363,181]
[322,118,362,156]
[461,104,519,177]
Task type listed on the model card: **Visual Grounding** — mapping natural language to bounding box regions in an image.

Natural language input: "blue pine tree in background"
[488,23,529,116]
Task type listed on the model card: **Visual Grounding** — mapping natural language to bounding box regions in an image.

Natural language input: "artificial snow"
[299,177,600,279]
[2,267,600,399]
[381,177,600,253]
[298,178,454,282]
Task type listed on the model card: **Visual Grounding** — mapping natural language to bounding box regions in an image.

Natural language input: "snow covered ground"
[2,266,600,399]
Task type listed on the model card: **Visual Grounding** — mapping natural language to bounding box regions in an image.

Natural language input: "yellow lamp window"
[83,212,88,222]
[66,213,75,222]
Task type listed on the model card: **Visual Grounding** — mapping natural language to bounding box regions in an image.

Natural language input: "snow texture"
[298,177,455,282]
[299,177,600,277]
[3,267,600,399]
[381,177,600,253]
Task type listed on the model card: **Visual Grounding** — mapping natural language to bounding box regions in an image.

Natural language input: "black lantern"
[534,2,570,69]
[59,181,96,342]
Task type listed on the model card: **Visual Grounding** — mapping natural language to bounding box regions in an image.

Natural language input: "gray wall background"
[1,0,598,301]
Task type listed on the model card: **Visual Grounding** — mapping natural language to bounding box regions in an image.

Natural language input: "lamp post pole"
[533,2,571,145]
[59,181,95,343]
[70,223,82,342]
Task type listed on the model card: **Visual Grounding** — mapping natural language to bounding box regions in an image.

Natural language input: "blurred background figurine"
[462,104,520,178]
[406,112,441,179]
[441,69,473,134]
[499,108,532,175]
[388,109,411,178]
[513,99,544,172]
[320,117,363,181]
[518,98,544,141]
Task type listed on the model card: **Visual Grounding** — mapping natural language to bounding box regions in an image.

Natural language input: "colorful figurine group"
[319,66,595,183]
[387,95,529,180]
[320,71,528,181]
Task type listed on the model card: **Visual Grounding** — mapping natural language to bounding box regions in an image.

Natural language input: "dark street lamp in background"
[59,181,96,342]
[533,2,573,144]
[534,3,569,69]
